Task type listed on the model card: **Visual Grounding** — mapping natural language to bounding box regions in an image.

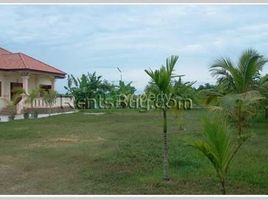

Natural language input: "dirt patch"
[26,135,106,149]
[49,137,80,144]
[96,136,106,141]
[26,136,80,149]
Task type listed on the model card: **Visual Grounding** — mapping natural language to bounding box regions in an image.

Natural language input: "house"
[0,47,74,115]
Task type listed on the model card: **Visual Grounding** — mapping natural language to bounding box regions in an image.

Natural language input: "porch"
[0,95,75,115]
[0,71,74,114]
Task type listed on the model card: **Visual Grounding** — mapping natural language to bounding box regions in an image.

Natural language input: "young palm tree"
[26,88,41,111]
[145,55,179,181]
[210,49,268,94]
[190,117,250,194]
[207,49,267,135]
[13,88,40,118]
[43,89,57,116]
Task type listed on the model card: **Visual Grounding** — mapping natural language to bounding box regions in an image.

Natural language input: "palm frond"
[190,117,234,178]
[145,55,179,95]
[211,49,268,93]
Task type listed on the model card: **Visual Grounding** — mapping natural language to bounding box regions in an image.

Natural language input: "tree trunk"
[162,108,169,181]
[49,105,51,116]
[237,103,242,136]
[31,103,34,119]
[220,178,226,194]
[265,107,268,119]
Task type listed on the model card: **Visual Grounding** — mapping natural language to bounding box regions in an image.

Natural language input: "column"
[2,75,9,100]
[21,75,30,95]
[51,77,56,90]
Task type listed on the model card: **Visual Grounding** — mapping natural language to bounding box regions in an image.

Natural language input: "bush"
[23,112,29,119]
[6,102,16,121]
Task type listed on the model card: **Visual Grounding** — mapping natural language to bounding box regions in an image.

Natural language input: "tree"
[206,49,268,135]
[196,83,216,91]
[172,77,197,104]
[64,72,109,109]
[210,49,268,94]
[145,55,179,181]
[13,88,40,118]
[43,89,57,116]
[65,72,137,109]
[190,116,250,194]
[25,89,41,112]
[116,80,136,108]
[117,80,136,95]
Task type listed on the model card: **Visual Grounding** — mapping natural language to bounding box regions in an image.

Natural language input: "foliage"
[117,80,136,95]
[206,91,264,135]
[64,72,136,109]
[25,88,41,109]
[196,83,216,91]
[6,101,16,121]
[145,55,178,95]
[256,74,268,118]
[144,82,160,95]
[205,49,268,134]
[172,77,197,104]
[145,74,197,106]
[190,116,250,194]
[23,112,29,120]
[64,73,105,108]
[12,87,41,112]
[210,48,268,93]
[42,89,57,116]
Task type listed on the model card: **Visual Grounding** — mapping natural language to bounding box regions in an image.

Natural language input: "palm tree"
[208,49,268,135]
[210,49,267,94]
[43,89,57,116]
[26,88,41,111]
[13,88,40,118]
[190,116,250,194]
[145,55,179,181]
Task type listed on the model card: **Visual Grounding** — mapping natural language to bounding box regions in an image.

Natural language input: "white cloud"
[1,5,268,93]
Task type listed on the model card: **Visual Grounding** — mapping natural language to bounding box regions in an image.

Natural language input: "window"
[40,85,52,97]
[40,85,52,92]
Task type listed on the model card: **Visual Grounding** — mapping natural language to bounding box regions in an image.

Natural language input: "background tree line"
[64,72,136,109]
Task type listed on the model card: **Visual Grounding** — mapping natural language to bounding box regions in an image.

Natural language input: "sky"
[1,5,268,94]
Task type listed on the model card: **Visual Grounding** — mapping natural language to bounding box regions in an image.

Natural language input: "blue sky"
[1,5,268,93]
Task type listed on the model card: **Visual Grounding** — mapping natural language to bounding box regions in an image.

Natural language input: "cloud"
[1,5,268,93]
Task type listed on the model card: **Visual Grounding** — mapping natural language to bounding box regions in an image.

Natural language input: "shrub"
[6,102,16,121]
[23,112,29,119]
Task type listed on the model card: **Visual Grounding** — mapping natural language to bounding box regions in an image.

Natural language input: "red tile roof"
[0,48,66,78]
[0,48,12,55]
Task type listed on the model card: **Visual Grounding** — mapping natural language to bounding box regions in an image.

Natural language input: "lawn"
[0,109,267,194]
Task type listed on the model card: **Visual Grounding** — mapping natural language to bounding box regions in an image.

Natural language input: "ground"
[0,109,267,194]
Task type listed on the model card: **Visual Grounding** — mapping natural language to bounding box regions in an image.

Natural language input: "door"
[10,82,23,104]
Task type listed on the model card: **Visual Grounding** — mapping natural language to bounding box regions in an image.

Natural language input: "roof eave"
[0,68,66,78]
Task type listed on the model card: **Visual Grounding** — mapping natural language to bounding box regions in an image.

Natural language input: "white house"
[0,47,74,114]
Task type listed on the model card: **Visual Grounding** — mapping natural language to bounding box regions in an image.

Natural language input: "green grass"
[0,109,267,194]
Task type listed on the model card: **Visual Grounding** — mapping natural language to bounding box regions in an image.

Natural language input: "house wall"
[0,72,22,100]
[0,71,55,101]
[28,74,55,91]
